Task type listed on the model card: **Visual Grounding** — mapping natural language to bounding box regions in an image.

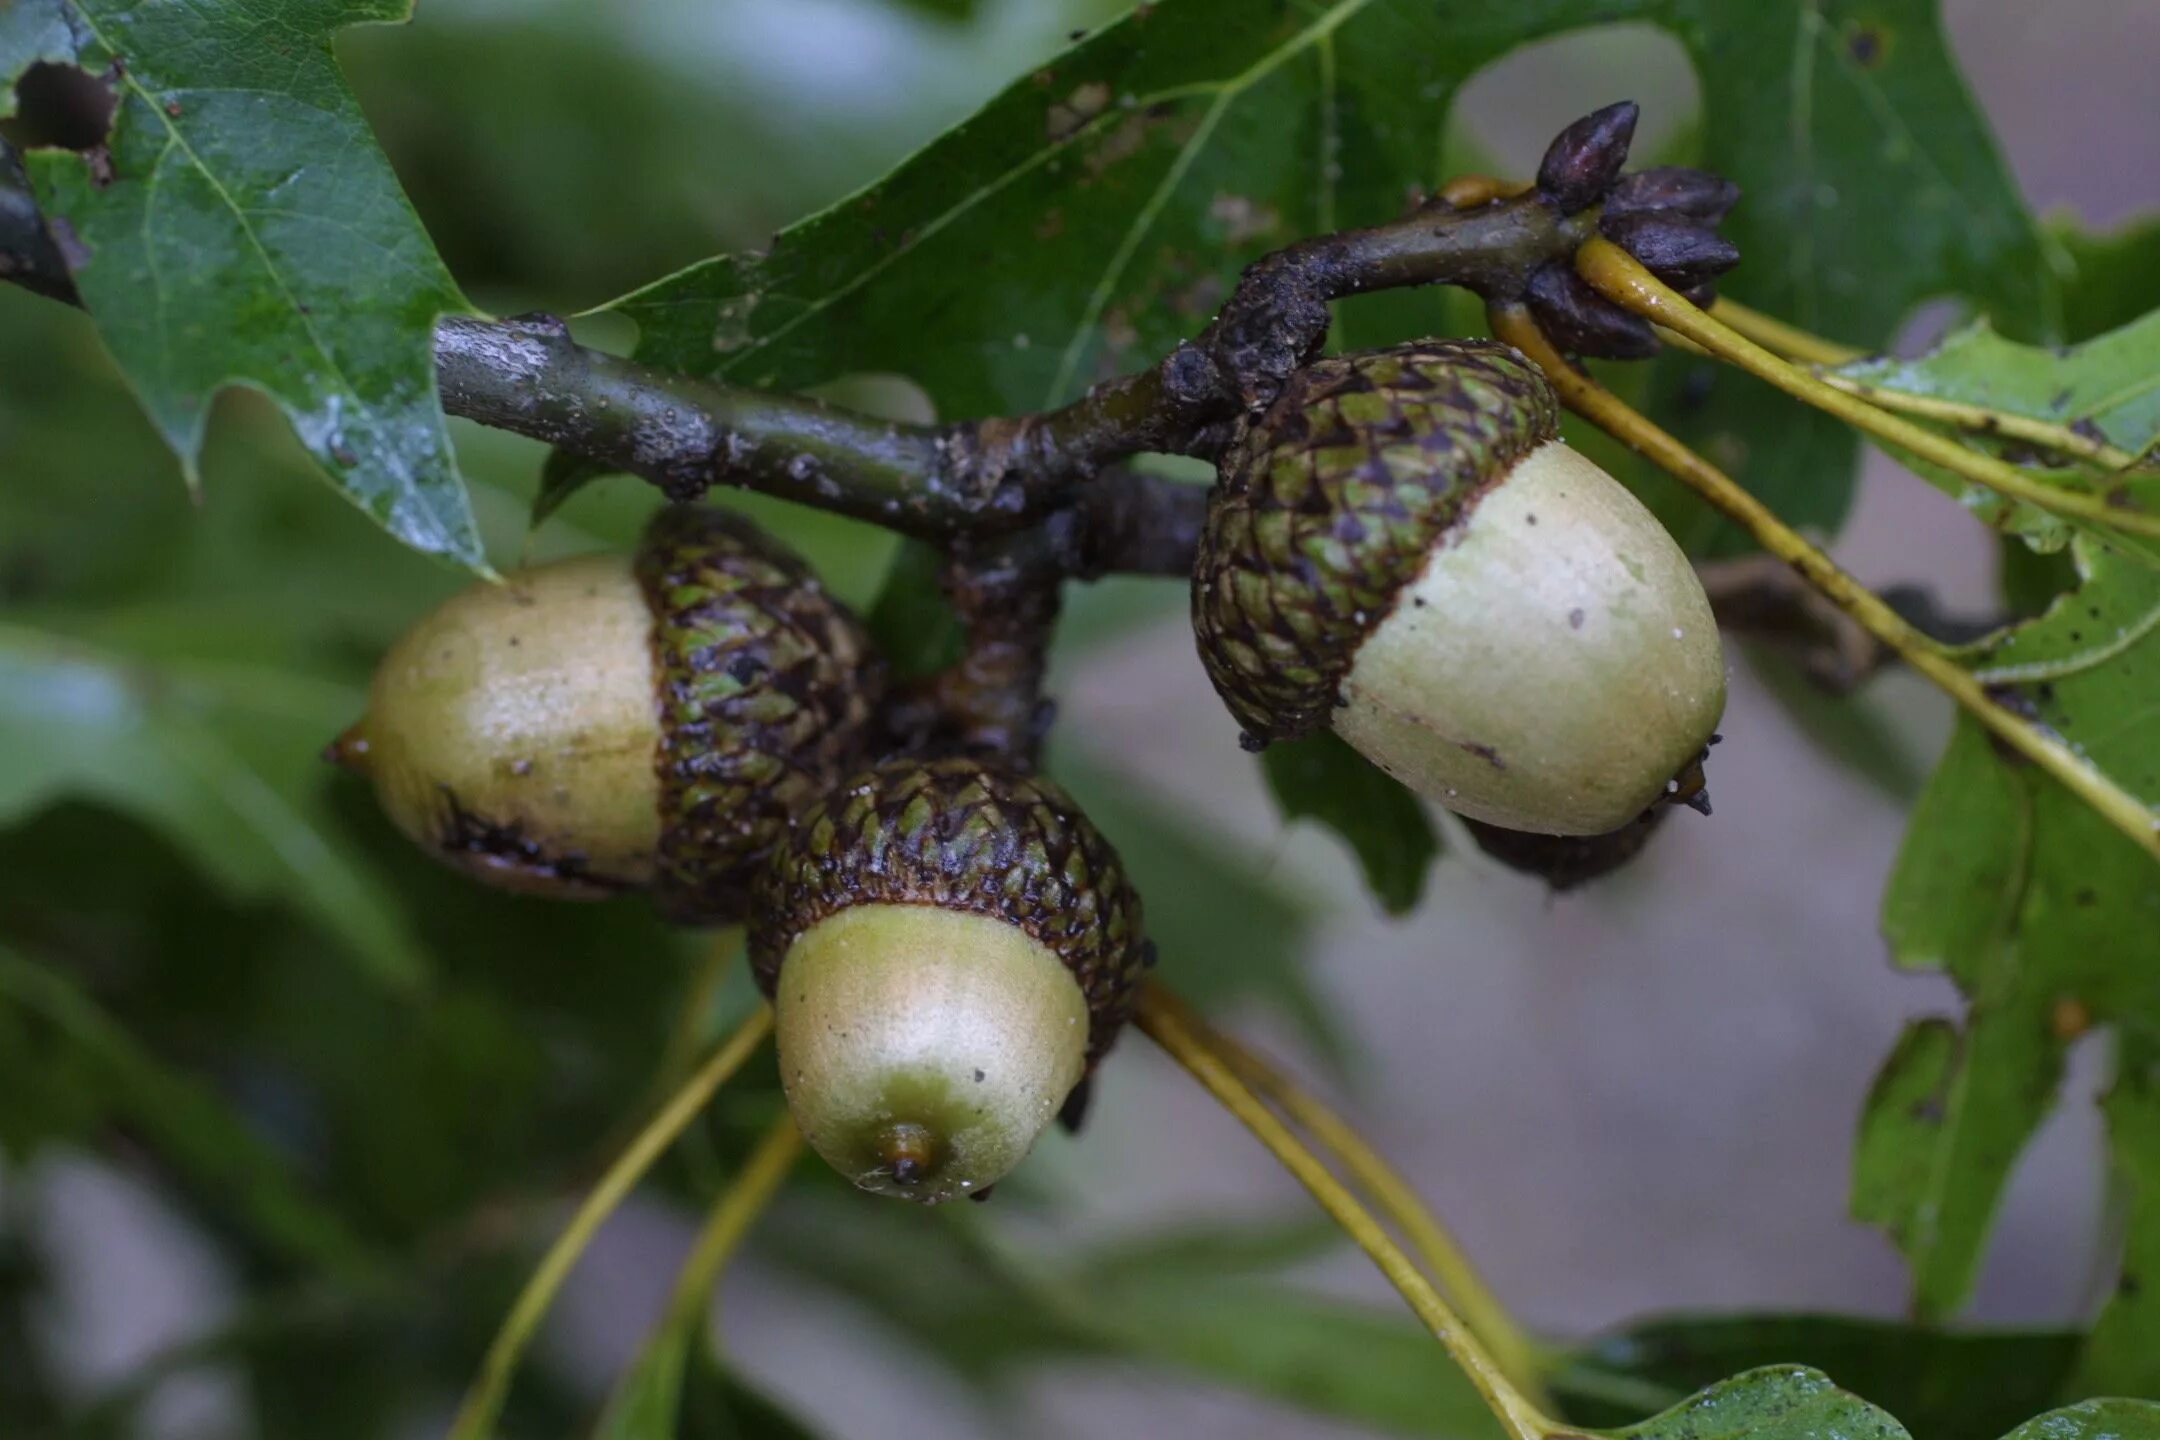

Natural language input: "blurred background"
[1,0,2156,1436]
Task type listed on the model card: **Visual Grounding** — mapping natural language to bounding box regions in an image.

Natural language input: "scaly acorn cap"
[330,506,879,916]
[749,756,1148,1202]
[639,506,883,921]
[1193,340,1727,836]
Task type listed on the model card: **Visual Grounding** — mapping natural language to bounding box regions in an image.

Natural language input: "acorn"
[329,505,880,920]
[749,756,1147,1203]
[1192,340,1726,836]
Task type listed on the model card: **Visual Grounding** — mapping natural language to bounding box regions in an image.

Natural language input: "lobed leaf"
[589,0,2048,545]
[1262,731,1441,916]
[1,0,483,567]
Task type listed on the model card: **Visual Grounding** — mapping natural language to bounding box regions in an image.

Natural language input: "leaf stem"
[1173,997,1554,1404]
[448,1004,775,1440]
[1813,372,2147,473]
[1491,303,2160,864]
[1709,299,2144,470]
[1135,982,1558,1440]
[1577,238,2160,543]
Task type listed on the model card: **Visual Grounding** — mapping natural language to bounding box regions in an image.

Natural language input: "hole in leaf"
[7,61,117,154]
[1446,24,1701,178]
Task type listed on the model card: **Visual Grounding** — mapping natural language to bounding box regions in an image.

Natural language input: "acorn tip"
[324,723,373,776]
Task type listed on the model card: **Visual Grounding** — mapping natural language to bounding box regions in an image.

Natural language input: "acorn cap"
[750,757,1149,1201]
[1194,340,1560,744]
[640,506,882,921]
[1194,341,1726,835]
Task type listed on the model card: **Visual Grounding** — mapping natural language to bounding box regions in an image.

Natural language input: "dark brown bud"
[1525,261,1659,360]
[1601,213,1741,285]
[1602,166,1741,225]
[1536,101,1638,214]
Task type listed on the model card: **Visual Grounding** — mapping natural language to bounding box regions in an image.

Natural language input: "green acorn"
[749,757,1148,1203]
[1192,340,1726,836]
[330,506,880,920]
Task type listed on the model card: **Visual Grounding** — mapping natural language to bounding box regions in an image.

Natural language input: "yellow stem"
[1184,1007,1551,1402]
[660,1113,804,1334]
[448,1005,776,1440]
[1579,238,2160,544]
[1490,303,2160,864]
[1136,983,1558,1440]
[1709,297,2143,469]
[1708,296,1864,366]
[1811,372,2145,472]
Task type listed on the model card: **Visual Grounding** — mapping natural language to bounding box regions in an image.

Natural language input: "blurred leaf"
[2,0,482,567]
[596,1312,822,1440]
[2000,1400,2160,1439]
[1831,311,2160,558]
[1262,732,1440,915]
[0,944,381,1282]
[1742,650,1928,802]
[1554,1313,2078,1439]
[1594,1365,1909,1439]
[601,0,2049,553]
[2048,213,2160,343]
[0,620,425,991]
[1049,744,1340,1066]
[772,1200,1500,1438]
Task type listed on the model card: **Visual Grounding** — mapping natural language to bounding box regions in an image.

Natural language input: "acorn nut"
[1192,340,1726,836]
[330,506,880,919]
[749,757,1147,1203]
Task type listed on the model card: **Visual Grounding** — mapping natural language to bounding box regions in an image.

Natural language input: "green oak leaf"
[596,1307,822,1440]
[2049,213,2160,343]
[1262,731,1441,916]
[768,1202,1502,1438]
[1831,311,2160,558]
[1854,535,2160,1375]
[1999,1400,2160,1440]
[0,0,484,568]
[1589,1365,1910,1439]
[0,616,426,992]
[1554,1313,2079,1439]
[576,0,2047,545]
